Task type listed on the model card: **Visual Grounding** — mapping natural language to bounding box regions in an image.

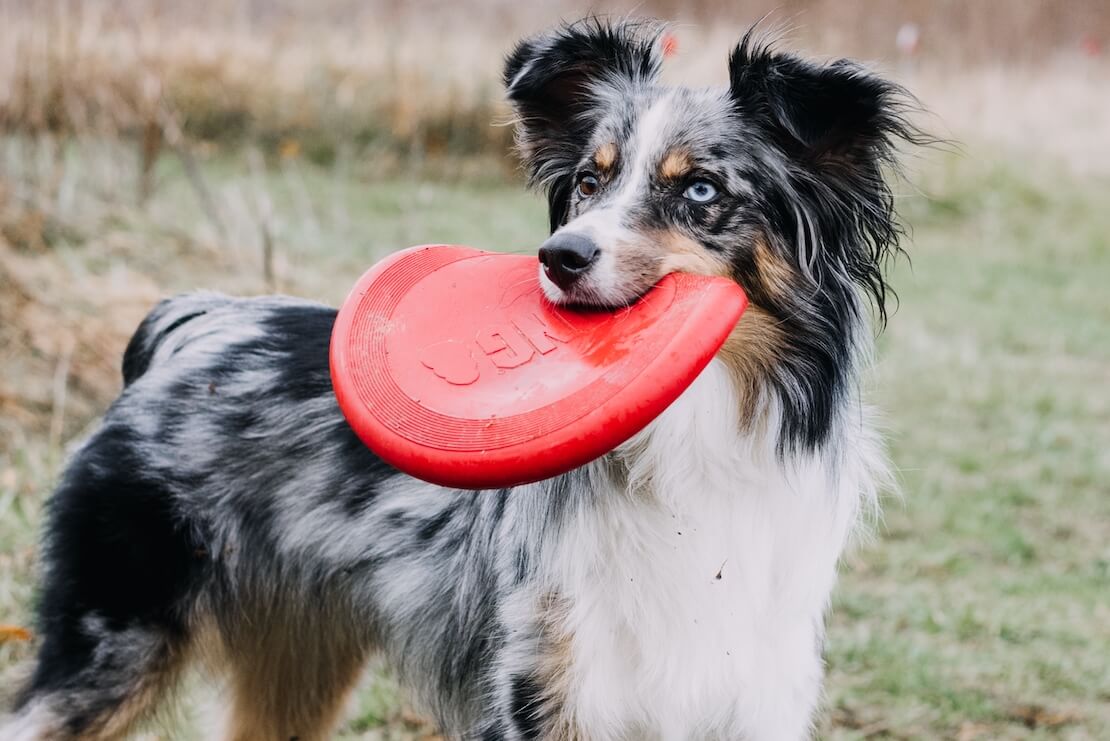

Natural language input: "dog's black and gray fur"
[4,19,921,741]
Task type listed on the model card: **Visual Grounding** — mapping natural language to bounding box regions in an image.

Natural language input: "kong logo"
[418,311,575,385]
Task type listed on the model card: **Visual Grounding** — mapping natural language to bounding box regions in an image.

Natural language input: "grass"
[1,138,1108,738]
[821,151,1110,739]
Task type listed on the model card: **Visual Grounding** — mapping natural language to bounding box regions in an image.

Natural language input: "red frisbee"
[330,245,747,489]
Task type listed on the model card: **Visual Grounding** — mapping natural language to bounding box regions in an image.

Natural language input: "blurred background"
[1,1,1107,738]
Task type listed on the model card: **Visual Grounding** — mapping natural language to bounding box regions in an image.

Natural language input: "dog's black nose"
[538,233,600,291]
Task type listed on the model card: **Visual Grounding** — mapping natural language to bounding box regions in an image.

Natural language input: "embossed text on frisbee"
[419,312,575,385]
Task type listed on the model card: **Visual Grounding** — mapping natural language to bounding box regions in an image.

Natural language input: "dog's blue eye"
[683,180,718,204]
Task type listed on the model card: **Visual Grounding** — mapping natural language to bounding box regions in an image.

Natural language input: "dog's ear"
[728,31,925,325]
[728,31,911,174]
[504,20,662,231]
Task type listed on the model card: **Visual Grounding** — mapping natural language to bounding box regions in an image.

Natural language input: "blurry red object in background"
[662,32,678,58]
[896,23,921,57]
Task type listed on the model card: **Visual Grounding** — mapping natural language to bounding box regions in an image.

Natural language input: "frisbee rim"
[330,245,747,490]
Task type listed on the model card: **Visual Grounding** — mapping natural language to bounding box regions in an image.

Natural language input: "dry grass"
[0,0,516,163]
[3,0,1108,166]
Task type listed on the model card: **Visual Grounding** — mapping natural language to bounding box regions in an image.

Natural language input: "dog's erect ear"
[729,30,925,325]
[504,19,662,230]
[728,31,912,173]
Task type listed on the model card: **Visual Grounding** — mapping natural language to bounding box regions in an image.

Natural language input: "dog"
[3,19,920,741]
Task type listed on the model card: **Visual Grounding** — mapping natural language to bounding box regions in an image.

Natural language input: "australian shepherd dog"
[3,18,921,741]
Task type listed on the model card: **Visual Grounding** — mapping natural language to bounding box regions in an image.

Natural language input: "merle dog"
[4,19,919,741]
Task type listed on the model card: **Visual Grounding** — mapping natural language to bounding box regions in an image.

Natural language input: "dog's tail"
[121,291,233,385]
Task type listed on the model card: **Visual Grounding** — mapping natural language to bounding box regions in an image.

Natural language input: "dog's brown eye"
[576,173,599,197]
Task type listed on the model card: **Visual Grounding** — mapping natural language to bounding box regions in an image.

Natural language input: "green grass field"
[1,141,1108,739]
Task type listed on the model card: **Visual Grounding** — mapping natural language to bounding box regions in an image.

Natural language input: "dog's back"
[7,293,532,740]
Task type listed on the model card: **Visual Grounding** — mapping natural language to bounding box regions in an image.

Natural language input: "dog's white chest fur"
[547,361,882,740]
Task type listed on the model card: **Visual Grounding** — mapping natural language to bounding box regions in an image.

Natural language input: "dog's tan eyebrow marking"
[593,142,619,174]
[659,148,694,181]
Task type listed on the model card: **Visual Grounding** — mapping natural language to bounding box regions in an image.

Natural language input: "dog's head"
[505,19,915,314]
[504,19,921,449]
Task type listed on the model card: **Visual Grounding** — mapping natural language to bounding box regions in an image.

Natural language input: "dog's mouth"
[538,267,656,312]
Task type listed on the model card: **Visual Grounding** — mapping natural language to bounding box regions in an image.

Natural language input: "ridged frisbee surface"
[330,245,747,489]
